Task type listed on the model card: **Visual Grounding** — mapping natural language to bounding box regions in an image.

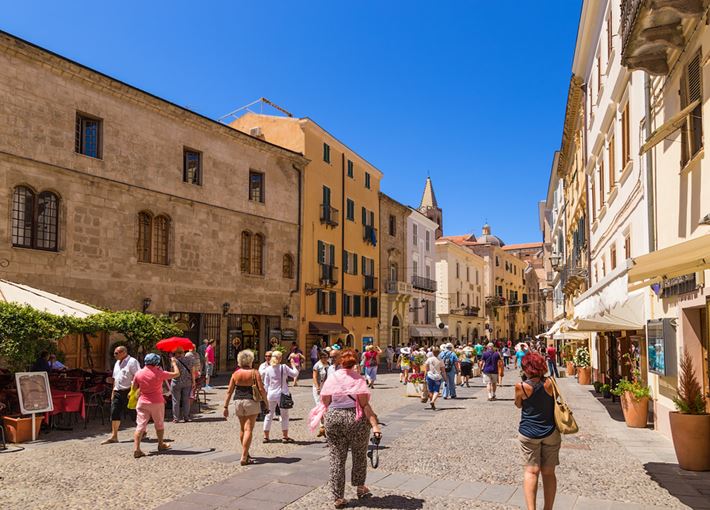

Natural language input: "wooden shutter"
[364,297,370,317]
[371,297,378,317]
[317,240,325,264]
[353,254,358,275]
[329,244,335,265]
[317,290,324,314]
[608,134,615,187]
[361,256,366,275]
[323,186,330,205]
[362,207,367,225]
[343,250,349,273]
[369,211,374,226]
[329,291,337,315]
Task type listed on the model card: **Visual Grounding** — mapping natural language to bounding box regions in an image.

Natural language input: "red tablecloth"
[44,389,85,424]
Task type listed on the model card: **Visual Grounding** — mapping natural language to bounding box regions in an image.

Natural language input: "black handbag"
[279,365,294,409]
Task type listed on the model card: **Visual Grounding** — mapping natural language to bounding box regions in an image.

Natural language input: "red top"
[546,346,557,361]
[206,344,215,364]
[364,351,378,368]
[133,366,174,404]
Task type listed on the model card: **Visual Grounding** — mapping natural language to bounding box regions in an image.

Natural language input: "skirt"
[460,361,473,377]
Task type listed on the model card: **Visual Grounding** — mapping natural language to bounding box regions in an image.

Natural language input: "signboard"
[281,328,297,341]
[647,319,677,377]
[15,372,54,415]
[661,273,697,298]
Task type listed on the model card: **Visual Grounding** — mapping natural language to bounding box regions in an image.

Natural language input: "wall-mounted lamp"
[142,298,152,313]
[700,213,710,226]
[222,302,230,316]
[283,306,294,321]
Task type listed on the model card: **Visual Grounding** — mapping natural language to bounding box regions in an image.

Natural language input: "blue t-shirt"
[438,351,459,372]
[481,350,500,374]
[516,350,527,368]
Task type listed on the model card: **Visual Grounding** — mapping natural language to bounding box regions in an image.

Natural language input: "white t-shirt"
[263,364,298,401]
[113,355,140,390]
[424,356,444,381]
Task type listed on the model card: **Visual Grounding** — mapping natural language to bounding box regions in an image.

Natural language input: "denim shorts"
[426,376,442,393]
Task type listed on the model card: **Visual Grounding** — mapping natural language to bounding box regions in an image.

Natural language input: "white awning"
[570,293,645,332]
[0,280,102,318]
[628,235,710,291]
[640,99,700,155]
[409,325,446,338]
[553,331,590,340]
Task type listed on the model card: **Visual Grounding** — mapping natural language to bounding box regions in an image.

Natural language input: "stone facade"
[0,33,305,369]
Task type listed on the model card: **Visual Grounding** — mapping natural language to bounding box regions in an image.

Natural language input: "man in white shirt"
[101,345,140,445]
[259,351,272,381]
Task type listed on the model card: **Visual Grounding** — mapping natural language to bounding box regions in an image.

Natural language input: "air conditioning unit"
[249,126,263,137]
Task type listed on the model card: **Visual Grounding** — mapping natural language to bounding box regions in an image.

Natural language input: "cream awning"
[408,325,446,338]
[553,331,590,340]
[640,99,700,155]
[0,279,102,318]
[570,293,645,332]
[628,235,710,291]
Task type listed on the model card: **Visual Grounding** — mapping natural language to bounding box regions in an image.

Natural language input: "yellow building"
[231,113,382,352]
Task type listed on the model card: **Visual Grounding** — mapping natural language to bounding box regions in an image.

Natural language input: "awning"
[0,279,102,318]
[408,325,446,338]
[640,99,700,155]
[570,293,645,332]
[309,322,349,335]
[553,331,590,340]
[628,235,710,291]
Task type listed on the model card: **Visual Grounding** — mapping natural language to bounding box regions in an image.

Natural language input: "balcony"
[363,275,378,293]
[385,280,412,295]
[319,263,338,287]
[411,275,437,292]
[621,0,705,75]
[450,306,479,317]
[320,204,339,227]
[363,225,378,245]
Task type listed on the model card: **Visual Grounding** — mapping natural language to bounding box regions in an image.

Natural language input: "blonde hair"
[366,345,374,352]
[237,349,255,369]
[270,350,283,366]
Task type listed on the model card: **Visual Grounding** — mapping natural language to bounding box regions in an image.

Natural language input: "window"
[251,234,264,275]
[370,297,378,318]
[11,186,60,251]
[413,224,418,245]
[425,231,430,251]
[597,52,602,95]
[183,149,201,185]
[412,298,419,324]
[602,257,607,277]
[347,160,354,178]
[249,171,265,203]
[365,172,371,189]
[343,250,358,275]
[346,199,355,221]
[137,211,152,262]
[75,113,102,159]
[283,254,294,279]
[425,265,431,278]
[456,262,460,279]
[317,290,336,315]
[240,231,251,273]
[323,143,331,163]
[388,215,396,236]
[364,296,370,317]
[466,267,470,282]
[154,215,170,265]
[413,259,418,276]
[591,173,597,221]
[353,295,362,317]
[476,270,479,285]
[621,102,630,169]
[599,162,605,207]
[624,233,632,259]
[608,134,616,189]
[610,244,617,271]
[495,256,499,267]
[343,294,352,316]
[606,9,613,59]
[681,52,703,167]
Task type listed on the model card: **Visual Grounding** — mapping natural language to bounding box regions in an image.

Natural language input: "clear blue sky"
[3,1,580,244]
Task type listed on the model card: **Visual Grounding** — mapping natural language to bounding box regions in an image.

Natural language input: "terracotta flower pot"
[2,415,44,443]
[669,412,710,471]
[576,366,591,385]
[620,392,649,428]
[566,362,576,376]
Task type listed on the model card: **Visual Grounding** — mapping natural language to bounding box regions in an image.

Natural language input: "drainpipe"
[644,73,657,253]
[340,153,346,330]
[290,164,303,319]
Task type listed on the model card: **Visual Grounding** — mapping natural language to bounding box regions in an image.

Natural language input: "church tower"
[419,176,444,238]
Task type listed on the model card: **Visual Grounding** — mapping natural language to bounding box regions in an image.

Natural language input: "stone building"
[503,242,546,337]
[0,32,306,370]
[378,193,412,347]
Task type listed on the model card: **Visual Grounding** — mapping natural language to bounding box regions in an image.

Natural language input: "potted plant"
[611,371,650,428]
[573,347,591,385]
[593,381,603,394]
[669,348,710,471]
[563,350,576,376]
[600,383,611,398]
[2,414,44,443]
[406,372,425,397]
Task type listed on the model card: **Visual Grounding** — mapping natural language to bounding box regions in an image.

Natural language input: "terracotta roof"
[502,242,543,251]
[440,234,477,246]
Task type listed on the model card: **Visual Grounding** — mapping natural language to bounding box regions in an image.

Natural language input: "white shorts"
[482,373,499,384]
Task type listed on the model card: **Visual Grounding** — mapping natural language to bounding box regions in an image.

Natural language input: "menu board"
[15,371,54,414]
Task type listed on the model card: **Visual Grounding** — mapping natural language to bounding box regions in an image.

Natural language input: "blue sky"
[3,1,580,244]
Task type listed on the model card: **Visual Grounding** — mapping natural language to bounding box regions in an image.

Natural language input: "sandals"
[334,499,347,509]
[282,437,295,443]
[262,438,270,443]
[101,438,118,445]
[133,450,146,459]
[240,455,255,466]
[357,486,372,499]
[157,443,171,452]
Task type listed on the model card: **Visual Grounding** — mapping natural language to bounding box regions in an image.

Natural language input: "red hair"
[521,352,547,377]
[339,349,358,369]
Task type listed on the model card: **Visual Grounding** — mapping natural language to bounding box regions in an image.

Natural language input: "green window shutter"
[362,207,367,225]
[364,296,370,317]
[361,256,366,275]
[369,211,374,227]
[317,290,324,314]
[343,250,348,273]
[317,241,325,264]
[353,254,358,275]
[329,291,337,315]
[329,244,335,265]
[354,295,361,316]
[323,186,330,205]
[372,297,378,317]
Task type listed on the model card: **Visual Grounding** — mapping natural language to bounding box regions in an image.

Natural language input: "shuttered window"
[353,295,361,317]
[681,52,703,167]
[599,161,605,207]
[621,102,630,168]
[608,133,616,189]
[346,199,355,221]
[323,143,331,163]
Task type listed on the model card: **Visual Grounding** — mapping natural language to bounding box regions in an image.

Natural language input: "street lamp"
[142,297,151,313]
[550,253,562,270]
[222,302,230,316]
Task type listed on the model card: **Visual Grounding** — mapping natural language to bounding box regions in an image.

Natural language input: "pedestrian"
[131,353,179,458]
[204,339,215,389]
[312,349,331,437]
[424,348,444,410]
[170,347,196,423]
[459,346,473,387]
[474,341,484,361]
[308,349,382,508]
[363,345,381,388]
[514,351,561,510]
[385,345,395,371]
[398,347,411,384]
[223,349,267,465]
[102,345,141,445]
[288,342,306,386]
[516,342,529,371]
[502,345,511,367]
[546,343,559,378]
[328,348,343,378]
[258,351,272,379]
[262,350,298,443]
[310,341,320,369]
[439,343,459,399]
[480,342,501,401]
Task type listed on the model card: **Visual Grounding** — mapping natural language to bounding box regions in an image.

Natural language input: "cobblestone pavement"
[2,369,709,509]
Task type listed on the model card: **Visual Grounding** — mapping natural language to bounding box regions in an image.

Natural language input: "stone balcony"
[621,0,707,75]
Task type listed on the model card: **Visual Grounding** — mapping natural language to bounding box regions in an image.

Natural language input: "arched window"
[12,186,59,251]
[251,233,264,275]
[153,215,170,265]
[282,254,294,279]
[137,211,153,262]
[240,231,251,273]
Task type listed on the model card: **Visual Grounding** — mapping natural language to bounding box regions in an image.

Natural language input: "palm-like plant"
[673,348,707,415]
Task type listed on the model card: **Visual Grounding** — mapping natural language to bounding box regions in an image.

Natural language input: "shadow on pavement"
[190,417,227,423]
[645,461,710,509]
[355,494,425,509]
[590,392,627,423]
[252,455,301,464]
[152,447,215,456]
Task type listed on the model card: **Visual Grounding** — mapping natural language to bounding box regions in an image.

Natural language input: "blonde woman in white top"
[262,350,299,443]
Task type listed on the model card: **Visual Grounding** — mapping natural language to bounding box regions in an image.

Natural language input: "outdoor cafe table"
[44,389,85,425]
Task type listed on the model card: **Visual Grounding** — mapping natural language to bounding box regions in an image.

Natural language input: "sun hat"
[400,347,411,355]
[487,342,494,348]
[144,353,161,366]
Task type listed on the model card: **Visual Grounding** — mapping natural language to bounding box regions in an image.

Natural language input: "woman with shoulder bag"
[262,350,298,443]
[223,350,267,465]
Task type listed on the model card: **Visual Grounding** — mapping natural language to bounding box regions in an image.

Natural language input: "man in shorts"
[479,342,501,401]
[101,345,140,444]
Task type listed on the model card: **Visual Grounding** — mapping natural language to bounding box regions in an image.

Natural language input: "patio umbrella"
[156,337,195,352]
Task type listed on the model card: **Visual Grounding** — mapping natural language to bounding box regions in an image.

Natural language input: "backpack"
[443,352,453,372]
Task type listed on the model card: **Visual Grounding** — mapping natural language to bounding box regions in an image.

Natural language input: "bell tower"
[419,176,443,238]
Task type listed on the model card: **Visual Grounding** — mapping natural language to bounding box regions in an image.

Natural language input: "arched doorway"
[345,333,354,348]
[391,315,401,346]
[472,328,479,340]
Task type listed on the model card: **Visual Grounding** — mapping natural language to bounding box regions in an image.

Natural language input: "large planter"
[620,392,649,428]
[669,412,710,471]
[577,366,591,385]
[566,362,576,376]
[406,382,424,397]
[3,415,44,443]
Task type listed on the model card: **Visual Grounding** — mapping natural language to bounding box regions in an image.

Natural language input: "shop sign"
[646,319,677,376]
[661,273,697,298]
[281,328,297,340]
[16,372,53,414]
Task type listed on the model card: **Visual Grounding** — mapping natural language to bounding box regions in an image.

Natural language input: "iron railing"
[412,275,437,292]
[320,204,339,227]
[319,263,338,286]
